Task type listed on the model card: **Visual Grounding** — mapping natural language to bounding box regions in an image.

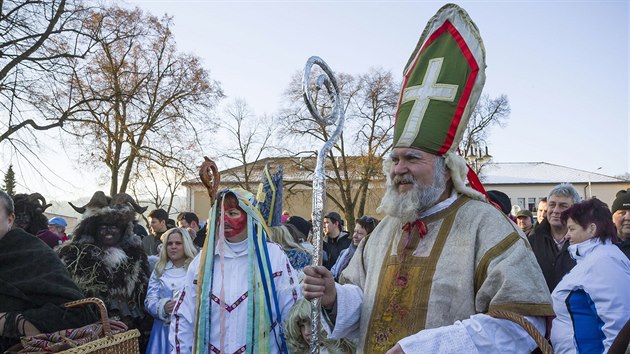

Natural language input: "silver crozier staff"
[302,56,345,354]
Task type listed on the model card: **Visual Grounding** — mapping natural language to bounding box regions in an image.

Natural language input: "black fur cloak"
[57,203,151,338]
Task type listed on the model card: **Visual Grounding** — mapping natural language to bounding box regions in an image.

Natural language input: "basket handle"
[487,309,553,354]
[64,297,112,338]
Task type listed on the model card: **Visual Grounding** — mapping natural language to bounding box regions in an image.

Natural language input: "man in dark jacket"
[533,197,547,230]
[528,183,580,292]
[0,191,96,351]
[516,210,535,237]
[143,208,168,256]
[176,211,207,248]
[322,211,351,270]
[612,188,630,259]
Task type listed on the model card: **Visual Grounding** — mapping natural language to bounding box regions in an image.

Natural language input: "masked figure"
[170,188,301,354]
[57,191,152,349]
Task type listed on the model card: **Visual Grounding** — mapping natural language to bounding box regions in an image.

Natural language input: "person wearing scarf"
[170,188,301,354]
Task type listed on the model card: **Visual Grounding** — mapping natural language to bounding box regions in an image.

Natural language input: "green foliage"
[3,165,17,196]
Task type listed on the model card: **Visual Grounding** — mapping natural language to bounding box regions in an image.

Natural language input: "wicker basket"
[56,298,140,354]
[488,309,553,354]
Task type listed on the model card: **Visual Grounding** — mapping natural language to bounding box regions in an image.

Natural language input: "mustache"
[392,174,416,186]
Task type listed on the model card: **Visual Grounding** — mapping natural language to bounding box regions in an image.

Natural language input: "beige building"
[480,162,629,215]
[183,156,385,223]
[183,158,629,225]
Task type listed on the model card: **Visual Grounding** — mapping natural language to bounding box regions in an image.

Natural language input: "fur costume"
[57,192,151,348]
[12,193,51,235]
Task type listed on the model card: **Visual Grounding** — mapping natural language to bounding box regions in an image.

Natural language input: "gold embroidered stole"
[363,210,457,352]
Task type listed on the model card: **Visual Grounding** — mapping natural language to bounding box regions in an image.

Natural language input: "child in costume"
[145,227,197,353]
[169,188,301,354]
[284,298,355,354]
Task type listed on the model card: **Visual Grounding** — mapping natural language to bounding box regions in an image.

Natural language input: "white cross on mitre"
[398,57,458,147]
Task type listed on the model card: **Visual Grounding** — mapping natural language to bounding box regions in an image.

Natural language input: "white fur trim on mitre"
[444,152,486,201]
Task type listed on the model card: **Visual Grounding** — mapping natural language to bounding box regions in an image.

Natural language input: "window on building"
[528,198,536,212]
[517,198,526,211]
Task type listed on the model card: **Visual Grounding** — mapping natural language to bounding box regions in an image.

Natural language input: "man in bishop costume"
[302,4,554,353]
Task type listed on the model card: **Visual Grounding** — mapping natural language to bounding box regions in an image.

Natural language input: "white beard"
[377,160,447,223]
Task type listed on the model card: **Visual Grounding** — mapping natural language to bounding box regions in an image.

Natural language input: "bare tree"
[615,172,630,181]
[460,94,511,174]
[128,140,199,214]
[216,98,275,192]
[280,67,398,231]
[0,0,97,144]
[57,6,223,196]
[351,69,398,218]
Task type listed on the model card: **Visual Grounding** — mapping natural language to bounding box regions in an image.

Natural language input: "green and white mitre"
[394,3,487,200]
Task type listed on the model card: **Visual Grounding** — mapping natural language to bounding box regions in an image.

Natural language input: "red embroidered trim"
[437,20,479,155]
[207,322,278,353]
[173,288,186,353]
[286,262,298,301]
[209,344,246,354]
[211,292,248,313]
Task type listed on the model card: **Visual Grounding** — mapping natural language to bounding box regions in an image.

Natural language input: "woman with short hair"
[331,215,378,281]
[551,198,630,353]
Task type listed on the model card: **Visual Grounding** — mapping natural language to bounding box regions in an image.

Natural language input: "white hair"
[548,183,581,204]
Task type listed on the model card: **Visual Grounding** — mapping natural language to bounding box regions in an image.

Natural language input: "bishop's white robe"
[332,194,554,353]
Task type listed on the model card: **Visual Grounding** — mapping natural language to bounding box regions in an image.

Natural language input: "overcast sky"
[7,0,629,200]
[128,0,630,174]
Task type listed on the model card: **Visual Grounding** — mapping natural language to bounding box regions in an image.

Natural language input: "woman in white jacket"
[551,198,630,354]
[144,228,197,353]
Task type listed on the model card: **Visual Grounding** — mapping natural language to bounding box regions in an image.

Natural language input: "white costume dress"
[551,238,630,354]
[145,261,188,353]
[169,239,300,354]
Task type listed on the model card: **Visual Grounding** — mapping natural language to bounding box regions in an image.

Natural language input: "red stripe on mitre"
[395,20,454,125]
[395,20,480,156]
[437,21,480,155]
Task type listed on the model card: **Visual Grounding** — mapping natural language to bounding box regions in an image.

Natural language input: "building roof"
[481,162,626,185]
[184,158,627,187]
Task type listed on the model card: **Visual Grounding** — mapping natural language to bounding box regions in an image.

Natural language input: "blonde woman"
[268,224,313,274]
[285,298,355,353]
[145,227,197,353]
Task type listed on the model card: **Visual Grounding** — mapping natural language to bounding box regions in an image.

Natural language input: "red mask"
[222,199,247,238]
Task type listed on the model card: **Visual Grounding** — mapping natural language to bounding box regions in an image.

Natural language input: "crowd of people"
[3,174,630,353]
[2,3,630,354]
